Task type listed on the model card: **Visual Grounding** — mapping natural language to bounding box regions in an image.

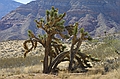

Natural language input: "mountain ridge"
[0,0,120,41]
[0,0,23,19]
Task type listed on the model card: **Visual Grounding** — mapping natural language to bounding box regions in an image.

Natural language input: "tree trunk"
[43,50,49,73]
[69,38,82,71]
[43,35,51,73]
[68,45,75,71]
[48,51,69,73]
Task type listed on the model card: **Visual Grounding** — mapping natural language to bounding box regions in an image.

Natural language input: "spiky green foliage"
[23,6,100,74]
[80,27,84,33]
[73,22,78,35]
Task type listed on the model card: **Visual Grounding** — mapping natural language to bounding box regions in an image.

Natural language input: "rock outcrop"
[0,0,22,19]
[0,0,120,41]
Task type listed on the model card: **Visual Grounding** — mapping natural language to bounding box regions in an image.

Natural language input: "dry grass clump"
[57,67,120,79]
[0,56,43,68]
[2,73,61,79]
[0,55,44,78]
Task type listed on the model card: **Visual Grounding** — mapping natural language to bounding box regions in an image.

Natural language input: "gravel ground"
[0,40,44,58]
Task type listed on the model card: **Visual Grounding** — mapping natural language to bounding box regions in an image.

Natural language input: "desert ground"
[0,40,120,79]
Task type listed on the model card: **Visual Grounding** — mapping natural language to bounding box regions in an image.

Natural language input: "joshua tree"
[23,6,100,74]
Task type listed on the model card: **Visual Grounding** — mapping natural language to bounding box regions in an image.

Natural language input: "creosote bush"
[23,6,100,74]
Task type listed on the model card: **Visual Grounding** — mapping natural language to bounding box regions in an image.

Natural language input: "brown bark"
[43,35,52,73]
[48,51,69,73]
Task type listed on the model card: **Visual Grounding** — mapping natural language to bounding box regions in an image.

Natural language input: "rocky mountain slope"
[0,0,22,19]
[0,0,120,41]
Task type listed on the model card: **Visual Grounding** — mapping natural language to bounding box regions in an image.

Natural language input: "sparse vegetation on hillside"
[83,33,120,73]
[84,33,120,58]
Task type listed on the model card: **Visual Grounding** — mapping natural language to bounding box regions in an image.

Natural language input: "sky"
[14,0,35,4]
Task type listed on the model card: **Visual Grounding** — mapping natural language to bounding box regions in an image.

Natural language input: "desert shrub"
[83,34,120,73]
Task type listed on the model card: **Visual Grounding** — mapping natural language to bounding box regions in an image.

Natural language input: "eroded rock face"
[0,0,120,41]
[0,0,22,19]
